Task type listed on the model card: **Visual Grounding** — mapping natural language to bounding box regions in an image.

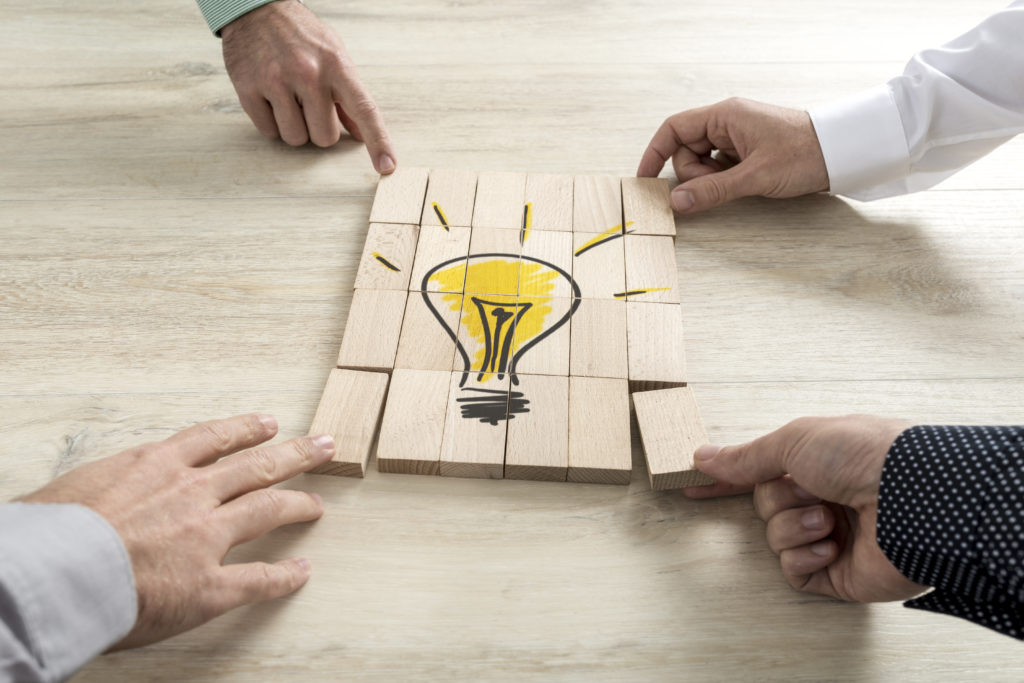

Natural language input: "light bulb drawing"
[421,253,580,425]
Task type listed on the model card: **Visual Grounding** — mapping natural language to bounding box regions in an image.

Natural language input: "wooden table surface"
[2,0,1023,679]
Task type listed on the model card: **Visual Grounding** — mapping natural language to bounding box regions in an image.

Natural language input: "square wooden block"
[632,386,716,490]
[308,369,390,477]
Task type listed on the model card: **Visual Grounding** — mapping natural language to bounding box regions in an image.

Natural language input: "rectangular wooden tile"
[569,297,627,379]
[440,371,509,479]
[336,289,408,372]
[368,166,429,225]
[510,296,572,376]
[375,368,451,475]
[626,301,688,392]
[568,376,631,485]
[308,369,390,477]
[571,230,625,300]
[464,227,522,296]
[519,229,574,298]
[473,171,526,229]
[505,374,569,481]
[395,291,462,371]
[573,174,622,233]
[353,223,419,291]
[632,386,716,490]
[409,224,470,293]
[422,168,477,229]
[622,177,676,237]
[524,173,573,231]
[623,234,680,303]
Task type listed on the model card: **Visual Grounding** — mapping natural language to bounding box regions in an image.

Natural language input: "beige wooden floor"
[2,0,1023,680]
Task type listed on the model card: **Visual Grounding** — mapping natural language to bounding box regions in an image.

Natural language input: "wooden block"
[375,368,451,475]
[632,386,716,489]
[573,174,622,233]
[308,369,390,477]
[623,234,680,303]
[395,291,462,371]
[510,296,573,376]
[368,166,429,225]
[519,230,574,298]
[569,298,627,379]
[568,376,631,485]
[571,230,625,300]
[453,292,521,378]
[440,371,509,479]
[505,374,569,481]
[622,177,676,237]
[336,289,407,372]
[422,168,477,229]
[464,227,522,296]
[473,171,526,230]
[626,302,688,392]
[353,223,419,291]
[524,173,573,231]
[409,224,471,293]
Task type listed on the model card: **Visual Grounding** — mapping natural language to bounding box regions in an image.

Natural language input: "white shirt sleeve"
[808,1,1024,201]
[0,503,137,683]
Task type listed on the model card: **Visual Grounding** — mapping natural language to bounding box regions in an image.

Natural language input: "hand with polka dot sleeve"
[683,416,1024,638]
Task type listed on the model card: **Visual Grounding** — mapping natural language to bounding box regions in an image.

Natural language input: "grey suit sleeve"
[0,503,137,683]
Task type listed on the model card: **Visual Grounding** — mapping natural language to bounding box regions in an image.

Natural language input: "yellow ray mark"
[372,252,400,271]
[432,202,450,230]
[613,287,672,299]
[574,224,623,255]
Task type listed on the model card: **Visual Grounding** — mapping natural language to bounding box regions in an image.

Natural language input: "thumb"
[693,431,793,487]
[671,164,758,214]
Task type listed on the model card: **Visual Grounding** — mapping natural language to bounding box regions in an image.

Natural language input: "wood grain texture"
[505,374,569,481]
[632,386,717,490]
[307,369,390,477]
[368,166,430,225]
[511,297,572,376]
[409,224,471,293]
[626,302,688,391]
[439,371,509,479]
[473,171,526,229]
[353,223,419,291]
[572,230,626,299]
[622,177,676,237]
[524,173,573,231]
[336,289,408,372]
[422,168,477,228]
[569,298,628,379]
[375,368,451,475]
[573,175,622,233]
[568,376,631,485]
[624,234,680,303]
[519,229,574,298]
[395,291,462,371]
[465,227,522,296]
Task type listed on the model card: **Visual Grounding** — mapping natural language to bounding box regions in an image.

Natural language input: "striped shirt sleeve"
[195,0,280,35]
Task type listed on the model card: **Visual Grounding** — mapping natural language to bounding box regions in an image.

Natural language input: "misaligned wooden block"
[409,224,471,293]
[368,166,430,225]
[571,230,625,300]
[464,227,522,296]
[376,368,451,475]
[395,291,462,371]
[473,171,527,230]
[569,297,627,379]
[622,177,676,237]
[510,296,573,376]
[353,223,419,291]
[337,289,408,372]
[422,168,477,229]
[519,229,574,298]
[440,371,509,479]
[632,386,716,490]
[626,301,688,392]
[623,234,680,303]
[524,173,573,231]
[308,369,390,477]
[568,376,631,485]
[573,174,622,233]
[505,374,569,482]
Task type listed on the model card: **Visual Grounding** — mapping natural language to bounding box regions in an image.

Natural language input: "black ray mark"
[374,254,401,271]
[433,203,449,230]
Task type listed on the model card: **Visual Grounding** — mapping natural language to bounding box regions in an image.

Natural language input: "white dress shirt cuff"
[809,84,911,200]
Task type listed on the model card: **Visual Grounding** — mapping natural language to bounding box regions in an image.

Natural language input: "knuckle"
[251,488,285,517]
[349,96,380,121]
[291,55,321,84]
[198,420,235,452]
[245,448,279,486]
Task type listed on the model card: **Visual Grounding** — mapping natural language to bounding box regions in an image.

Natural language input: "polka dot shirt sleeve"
[877,425,1024,639]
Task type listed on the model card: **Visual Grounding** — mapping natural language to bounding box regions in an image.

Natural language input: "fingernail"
[309,492,323,506]
[257,414,277,432]
[793,485,819,501]
[295,557,312,573]
[672,188,695,212]
[378,154,395,173]
[312,434,335,451]
[810,541,831,557]
[694,444,720,463]
[801,508,824,530]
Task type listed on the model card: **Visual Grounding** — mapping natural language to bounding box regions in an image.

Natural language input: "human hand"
[22,413,333,649]
[683,415,927,603]
[637,97,829,214]
[220,0,396,172]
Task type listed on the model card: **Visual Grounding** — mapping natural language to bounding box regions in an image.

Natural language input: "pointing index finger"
[332,70,396,174]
